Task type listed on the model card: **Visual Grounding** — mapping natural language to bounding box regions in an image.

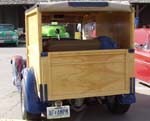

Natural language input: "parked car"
[135,28,150,85]
[42,24,70,39]
[0,24,19,46]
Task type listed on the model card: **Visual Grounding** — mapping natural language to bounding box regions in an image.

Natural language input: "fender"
[22,68,46,114]
[117,94,136,104]
[11,55,26,91]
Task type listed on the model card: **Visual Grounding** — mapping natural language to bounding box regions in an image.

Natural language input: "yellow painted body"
[25,6,134,101]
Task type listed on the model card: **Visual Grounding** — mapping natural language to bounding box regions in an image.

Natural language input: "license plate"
[47,106,70,119]
[0,40,4,43]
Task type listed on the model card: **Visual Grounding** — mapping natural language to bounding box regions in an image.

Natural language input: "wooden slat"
[51,50,126,65]
[25,8,42,95]
[130,7,135,48]
[50,90,129,100]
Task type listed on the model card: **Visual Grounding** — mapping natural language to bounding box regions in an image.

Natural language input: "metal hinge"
[130,77,135,94]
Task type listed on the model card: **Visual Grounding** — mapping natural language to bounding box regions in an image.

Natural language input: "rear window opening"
[41,12,132,52]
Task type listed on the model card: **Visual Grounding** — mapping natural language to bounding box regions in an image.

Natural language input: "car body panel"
[42,25,69,38]
[135,28,150,84]
[0,24,19,45]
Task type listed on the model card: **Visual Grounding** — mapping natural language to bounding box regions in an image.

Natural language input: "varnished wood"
[26,5,134,101]
[96,12,132,49]
[25,8,42,92]
[39,50,134,100]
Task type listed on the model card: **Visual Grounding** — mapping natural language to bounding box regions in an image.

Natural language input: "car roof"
[26,1,132,13]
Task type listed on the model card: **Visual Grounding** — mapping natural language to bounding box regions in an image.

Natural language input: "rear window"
[0,25,14,31]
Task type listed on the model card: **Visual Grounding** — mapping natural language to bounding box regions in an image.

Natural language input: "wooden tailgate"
[40,49,134,100]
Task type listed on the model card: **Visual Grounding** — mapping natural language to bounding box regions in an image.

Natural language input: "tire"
[106,96,130,114]
[20,80,41,121]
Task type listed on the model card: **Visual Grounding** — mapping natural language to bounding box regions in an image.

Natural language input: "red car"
[135,28,150,85]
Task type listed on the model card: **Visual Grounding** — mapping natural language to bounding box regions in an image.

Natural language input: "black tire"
[106,96,130,114]
[20,80,41,121]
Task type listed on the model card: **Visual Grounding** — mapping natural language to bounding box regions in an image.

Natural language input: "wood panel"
[52,62,125,92]
[41,50,134,100]
[51,51,125,64]
[25,8,42,92]
[96,12,133,49]
[130,8,135,48]
[125,52,134,89]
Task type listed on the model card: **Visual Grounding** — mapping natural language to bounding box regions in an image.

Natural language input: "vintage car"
[11,1,135,120]
[135,28,150,85]
[0,24,19,46]
[42,23,70,38]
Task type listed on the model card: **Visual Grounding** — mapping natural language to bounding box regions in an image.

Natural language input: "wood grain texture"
[39,50,134,100]
[25,8,42,94]
[26,7,134,101]
[130,8,135,48]
[96,12,134,49]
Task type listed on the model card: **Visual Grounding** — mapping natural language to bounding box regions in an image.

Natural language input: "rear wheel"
[106,96,130,114]
[20,80,41,120]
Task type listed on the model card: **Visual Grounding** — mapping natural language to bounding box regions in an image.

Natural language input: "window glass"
[42,23,81,40]
[83,22,96,39]
[0,24,14,31]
